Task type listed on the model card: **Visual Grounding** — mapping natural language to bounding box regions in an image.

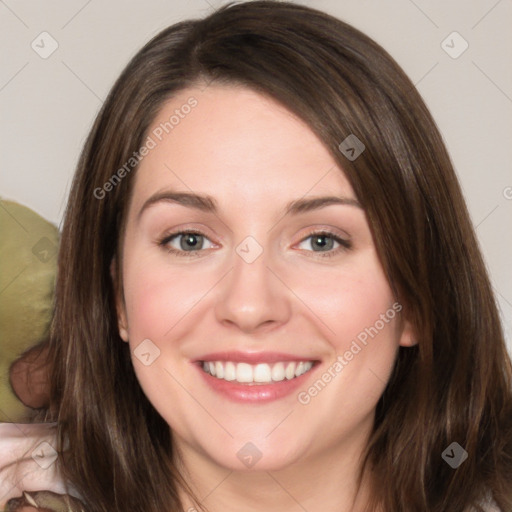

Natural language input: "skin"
[113,84,416,512]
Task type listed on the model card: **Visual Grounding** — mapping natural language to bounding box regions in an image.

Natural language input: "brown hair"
[27,1,512,511]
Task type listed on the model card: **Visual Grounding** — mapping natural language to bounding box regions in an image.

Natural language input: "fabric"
[0,199,59,423]
[0,423,84,511]
[4,490,85,511]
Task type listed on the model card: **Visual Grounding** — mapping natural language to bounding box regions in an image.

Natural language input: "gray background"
[1,0,511,351]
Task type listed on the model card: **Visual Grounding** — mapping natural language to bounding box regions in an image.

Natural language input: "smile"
[201,360,315,385]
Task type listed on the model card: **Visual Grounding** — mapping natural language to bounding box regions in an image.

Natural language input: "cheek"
[294,251,401,396]
[122,259,200,340]
[121,261,201,422]
[296,253,397,347]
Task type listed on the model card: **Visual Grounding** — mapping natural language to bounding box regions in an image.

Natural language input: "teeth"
[285,362,296,380]
[254,363,271,383]
[271,362,285,382]
[201,360,314,384]
[237,362,253,383]
[224,361,236,381]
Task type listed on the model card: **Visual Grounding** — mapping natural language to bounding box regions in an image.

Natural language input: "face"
[113,84,416,473]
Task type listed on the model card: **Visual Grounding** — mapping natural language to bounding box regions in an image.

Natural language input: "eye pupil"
[181,233,202,250]
[312,235,333,251]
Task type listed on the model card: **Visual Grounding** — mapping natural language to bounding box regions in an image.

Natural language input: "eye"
[158,229,351,258]
[158,230,215,257]
[296,230,351,258]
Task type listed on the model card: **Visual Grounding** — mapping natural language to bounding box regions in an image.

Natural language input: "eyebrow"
[137,190,362,221]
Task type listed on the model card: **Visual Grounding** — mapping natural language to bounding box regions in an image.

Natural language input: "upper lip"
[194,351,320,364]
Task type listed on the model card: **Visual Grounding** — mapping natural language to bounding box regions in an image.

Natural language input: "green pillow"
[0,199,58,422]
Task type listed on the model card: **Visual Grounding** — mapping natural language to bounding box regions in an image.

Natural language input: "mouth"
[198,360,317,385]
[193,353,321,403]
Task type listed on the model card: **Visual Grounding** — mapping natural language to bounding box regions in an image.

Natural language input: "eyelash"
[157,229,352,259]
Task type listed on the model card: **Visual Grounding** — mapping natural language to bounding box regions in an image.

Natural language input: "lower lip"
[194,362,319,403]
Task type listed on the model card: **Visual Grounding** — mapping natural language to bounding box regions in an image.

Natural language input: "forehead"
[129,84,355,215]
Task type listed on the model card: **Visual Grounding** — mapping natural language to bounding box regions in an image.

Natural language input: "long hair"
[34,1,512,511]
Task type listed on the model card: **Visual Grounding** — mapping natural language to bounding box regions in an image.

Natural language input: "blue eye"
[296,231,351,257]
[158,229,351,258]
[159,231,214,257]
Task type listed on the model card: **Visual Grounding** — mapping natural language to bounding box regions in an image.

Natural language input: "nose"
[214,241,292,334]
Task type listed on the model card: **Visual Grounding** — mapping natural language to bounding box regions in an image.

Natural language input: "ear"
[395,301,418,347]
[398,318,418,347]
[110,257,129,343]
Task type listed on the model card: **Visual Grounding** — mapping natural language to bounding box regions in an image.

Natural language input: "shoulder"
[0,422,81,509]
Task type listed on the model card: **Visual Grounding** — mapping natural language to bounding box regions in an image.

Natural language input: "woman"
[1,1,511,511]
